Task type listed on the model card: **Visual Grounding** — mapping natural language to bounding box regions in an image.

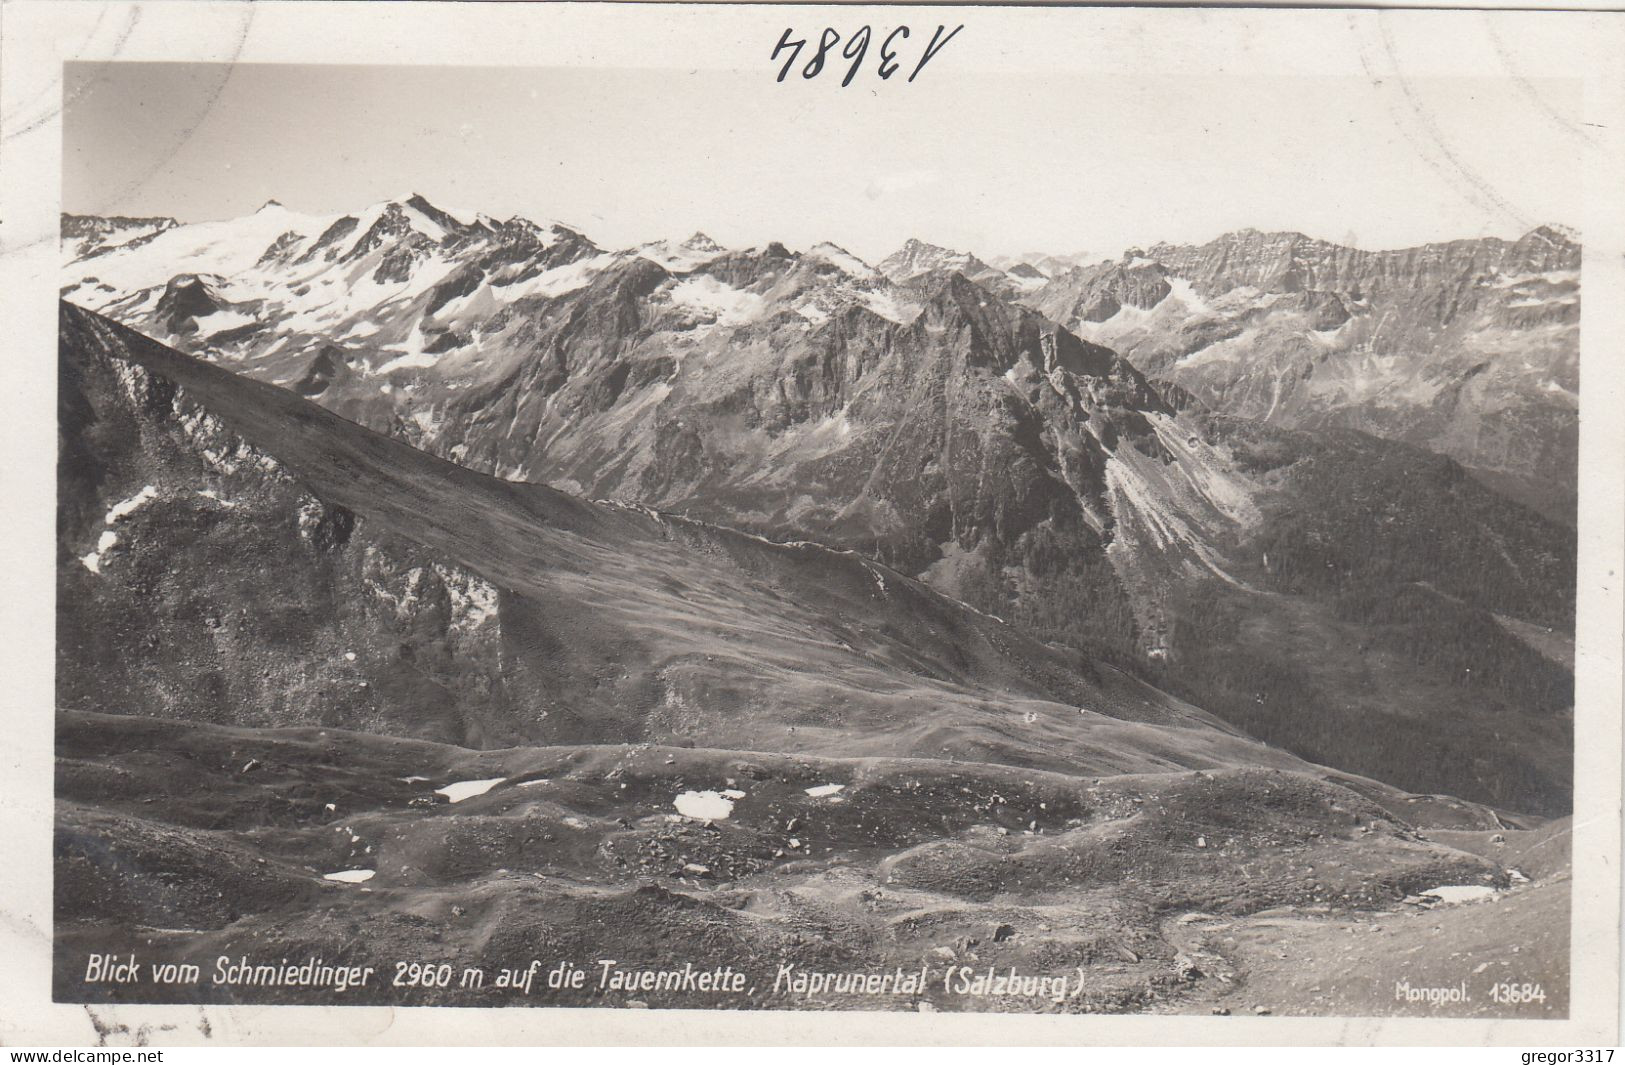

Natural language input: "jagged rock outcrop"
[60,212,178,263]
[59,304,508,746]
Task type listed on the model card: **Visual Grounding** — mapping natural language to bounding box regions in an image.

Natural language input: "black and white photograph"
[3,0,1622,1047]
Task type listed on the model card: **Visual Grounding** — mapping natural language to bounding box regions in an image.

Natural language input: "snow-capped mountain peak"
[878,237,970,281]
[805,241,878,280]
[681,231,723,253]
[637,233,729,272]
[876,237,1014,289]
[874,237,1049,298]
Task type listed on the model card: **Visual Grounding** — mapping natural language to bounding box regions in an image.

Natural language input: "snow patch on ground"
[1421,885,1497,905]
[375,326,441,374]
[323,869,376,883]
[805,784,846,798]
[391,255,464,304]
[436,778,505,803]
[1163,277,1211,315]
[1493,269,1579,288]
[437,204,481,226]
[1311,320,1351,343]
[336,202,395,258]
[400,203,449,243]
[810,410,853,441]
[1509,295,1578,308]
[105,485,158,524]
[673,790,734,820]
[83,485,165,573]
[1104,298,1159,327]
[506,253,617,301]
[193,309,258,336]
[80,530,120,574]
[408,408,441,436]
[858,289,918,325]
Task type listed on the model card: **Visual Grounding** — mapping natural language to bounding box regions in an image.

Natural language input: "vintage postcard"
[0,0,1620,1047]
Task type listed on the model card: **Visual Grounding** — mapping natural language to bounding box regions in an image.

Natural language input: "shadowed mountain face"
[1028,227,1580,522]
[61,204,1209,663]
[60,302,1571,1014]
[61,300,1313,775]
[62,204,1576,814]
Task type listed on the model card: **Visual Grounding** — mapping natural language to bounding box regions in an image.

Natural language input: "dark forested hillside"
[1150,416,1575,814]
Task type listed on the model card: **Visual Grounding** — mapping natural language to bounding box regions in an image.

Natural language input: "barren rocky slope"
[59,711,1558,1014]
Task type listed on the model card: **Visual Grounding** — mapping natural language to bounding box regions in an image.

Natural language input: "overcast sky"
[63,63,1581,263]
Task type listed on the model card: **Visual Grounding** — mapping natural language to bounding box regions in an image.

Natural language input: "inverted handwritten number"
[804,28,840,79]
[772,25,961,83]
[910,24,964,82]
[879,27,908,80]
[841,27,872,87]
[771,28,805,83]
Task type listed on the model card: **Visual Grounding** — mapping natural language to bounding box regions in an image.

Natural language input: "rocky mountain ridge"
[1027,226,1580,520]
[63,299,1284,769]
[54,302,1568,1017]
[61,201,1577,813]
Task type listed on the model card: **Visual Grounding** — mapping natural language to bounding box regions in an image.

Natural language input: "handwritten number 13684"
[772,25,965,86]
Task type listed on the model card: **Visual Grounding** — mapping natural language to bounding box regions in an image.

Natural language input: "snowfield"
[668,276,766,326]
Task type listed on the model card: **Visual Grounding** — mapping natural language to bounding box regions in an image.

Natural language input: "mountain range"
[57,299,1564,1015]
[61,197,1577,815]
[62,300,1285,767]
[1028,226,1580,521]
